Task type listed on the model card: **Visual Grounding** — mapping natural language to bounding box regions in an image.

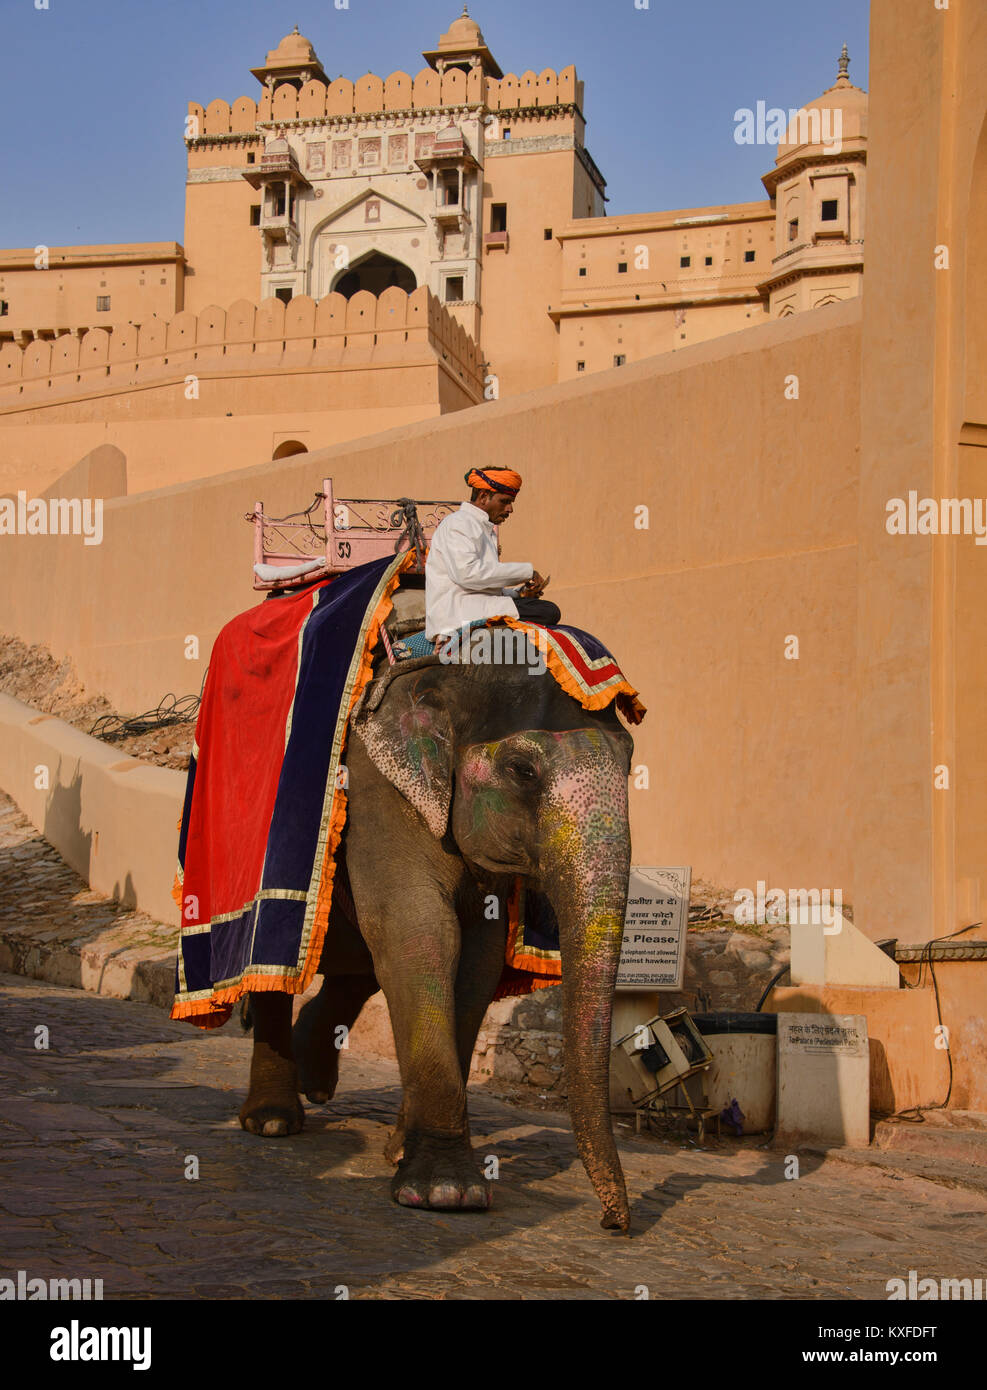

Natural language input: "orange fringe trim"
[505,879,562,981]
[501,618,646,724]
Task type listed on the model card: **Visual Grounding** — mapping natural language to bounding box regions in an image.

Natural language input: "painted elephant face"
[452,727,631,882]
[353,664,633,880]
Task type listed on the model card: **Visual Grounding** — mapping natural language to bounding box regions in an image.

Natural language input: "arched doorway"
[332,252,416,299]
[272,440,308,460]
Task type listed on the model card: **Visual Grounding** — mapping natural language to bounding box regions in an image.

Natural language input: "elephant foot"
[391,1129,491,1211]
[292,1008,340,1106]
[240,992,303,1136]
[239,1053,304,1137]
[239,1086,305,1137]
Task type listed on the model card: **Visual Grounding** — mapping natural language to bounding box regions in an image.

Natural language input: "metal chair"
[249,477,460,592]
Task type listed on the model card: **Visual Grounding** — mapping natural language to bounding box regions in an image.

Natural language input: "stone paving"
[2,974,985,1301]
[0,793,176,1009]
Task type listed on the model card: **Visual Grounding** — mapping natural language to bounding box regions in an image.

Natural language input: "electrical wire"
[87,668,207,742]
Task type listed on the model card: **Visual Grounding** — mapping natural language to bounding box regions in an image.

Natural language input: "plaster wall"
[558,301,768,380]
[853,0,987,939]
[0,302,864,926]
[0,246,185,343]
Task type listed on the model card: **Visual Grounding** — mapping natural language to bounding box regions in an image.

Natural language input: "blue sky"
[1,0,870,247]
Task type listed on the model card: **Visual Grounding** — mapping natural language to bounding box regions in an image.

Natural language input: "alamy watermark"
[886,492,987,545]
[734,103,842,154]
[49,1320,150,1371]
[887,1270,985,1300]
[0,1270,103,1299]
[0,491,103,545]
[733,881,843,933]
[437,624,547,675]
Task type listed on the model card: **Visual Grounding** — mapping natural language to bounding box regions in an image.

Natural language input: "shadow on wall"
[43,764,139,913]
[43,765,92,892]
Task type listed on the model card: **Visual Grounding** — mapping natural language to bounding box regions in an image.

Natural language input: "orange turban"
[464,468,523,497]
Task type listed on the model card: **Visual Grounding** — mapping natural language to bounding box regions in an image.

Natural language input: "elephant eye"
[508,758,538,782]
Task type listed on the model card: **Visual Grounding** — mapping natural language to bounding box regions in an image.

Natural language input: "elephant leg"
[239,992,304,1137]
[344,739,489,1209]
[371,915,489,1209]
[453,879,510,1080]
[383,887,507,1166]
[293,971,379,1104]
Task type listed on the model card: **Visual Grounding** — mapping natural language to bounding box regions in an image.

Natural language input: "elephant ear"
[353,671,455,839]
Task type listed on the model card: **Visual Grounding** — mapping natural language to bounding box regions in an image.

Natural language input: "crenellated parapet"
[0,287,481,407]
[185,65,582,137]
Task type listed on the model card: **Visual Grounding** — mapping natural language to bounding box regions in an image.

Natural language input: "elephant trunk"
[540,738,631,1232]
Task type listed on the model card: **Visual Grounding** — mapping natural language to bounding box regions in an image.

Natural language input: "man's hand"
[520,570,548,598]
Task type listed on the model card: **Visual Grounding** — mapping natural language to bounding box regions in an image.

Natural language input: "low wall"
[0,694,183,927]
[769,973,987,1116]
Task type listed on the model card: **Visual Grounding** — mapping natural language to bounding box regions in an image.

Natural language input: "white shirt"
[425,502,534,638]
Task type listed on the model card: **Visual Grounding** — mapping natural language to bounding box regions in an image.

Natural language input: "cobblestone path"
[2,975,984,1300]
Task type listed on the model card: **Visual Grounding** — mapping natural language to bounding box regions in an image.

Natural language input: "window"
[576,361,585,372]
[491,204,507,233]
[614,354,626,367]
[274,287,293,305]
[544,228,553,240]
[247,152,256,165]
[617,262,627,273]
[578,267,587,277]
[445,276,464,303]
[788,219,799,242]
[502,128,511,140]
[272,184,286,218]
[821,199,839,221]
[680,255,690,268]
[0,300,8,317]
[249,205,261,226]
[705,256,713,266]
[744,250,756,262]
[441,172,458,206]
[96,295,110,311]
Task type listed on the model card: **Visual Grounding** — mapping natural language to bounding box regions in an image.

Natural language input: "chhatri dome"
[423,6,503,79]
[250,25,328,89]
[777,44,868,159]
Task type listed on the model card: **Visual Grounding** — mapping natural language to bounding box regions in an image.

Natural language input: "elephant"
[238,646,635,1232]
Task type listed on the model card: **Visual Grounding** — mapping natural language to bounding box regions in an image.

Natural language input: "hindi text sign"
[616,866,691,991]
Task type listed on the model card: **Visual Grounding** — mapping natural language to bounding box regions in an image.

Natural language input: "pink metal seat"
[249,477,460,592]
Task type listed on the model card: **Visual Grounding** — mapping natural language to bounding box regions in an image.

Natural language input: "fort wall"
[0,288,481,494]
[186,66,583,134]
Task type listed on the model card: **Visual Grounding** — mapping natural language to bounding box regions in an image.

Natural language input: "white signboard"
[616,866,691,991]
[778,1013,869,1058]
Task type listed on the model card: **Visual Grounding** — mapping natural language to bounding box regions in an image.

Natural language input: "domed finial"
[838,42,850,80]
[462,5,470,16]
[292,23,300,35]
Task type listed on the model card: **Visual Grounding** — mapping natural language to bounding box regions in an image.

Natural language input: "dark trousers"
[514,595,562,626]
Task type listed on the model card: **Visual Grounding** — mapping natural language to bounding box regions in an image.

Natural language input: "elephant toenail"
[429,1183,461,1208]
[262,1118,288,1136]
